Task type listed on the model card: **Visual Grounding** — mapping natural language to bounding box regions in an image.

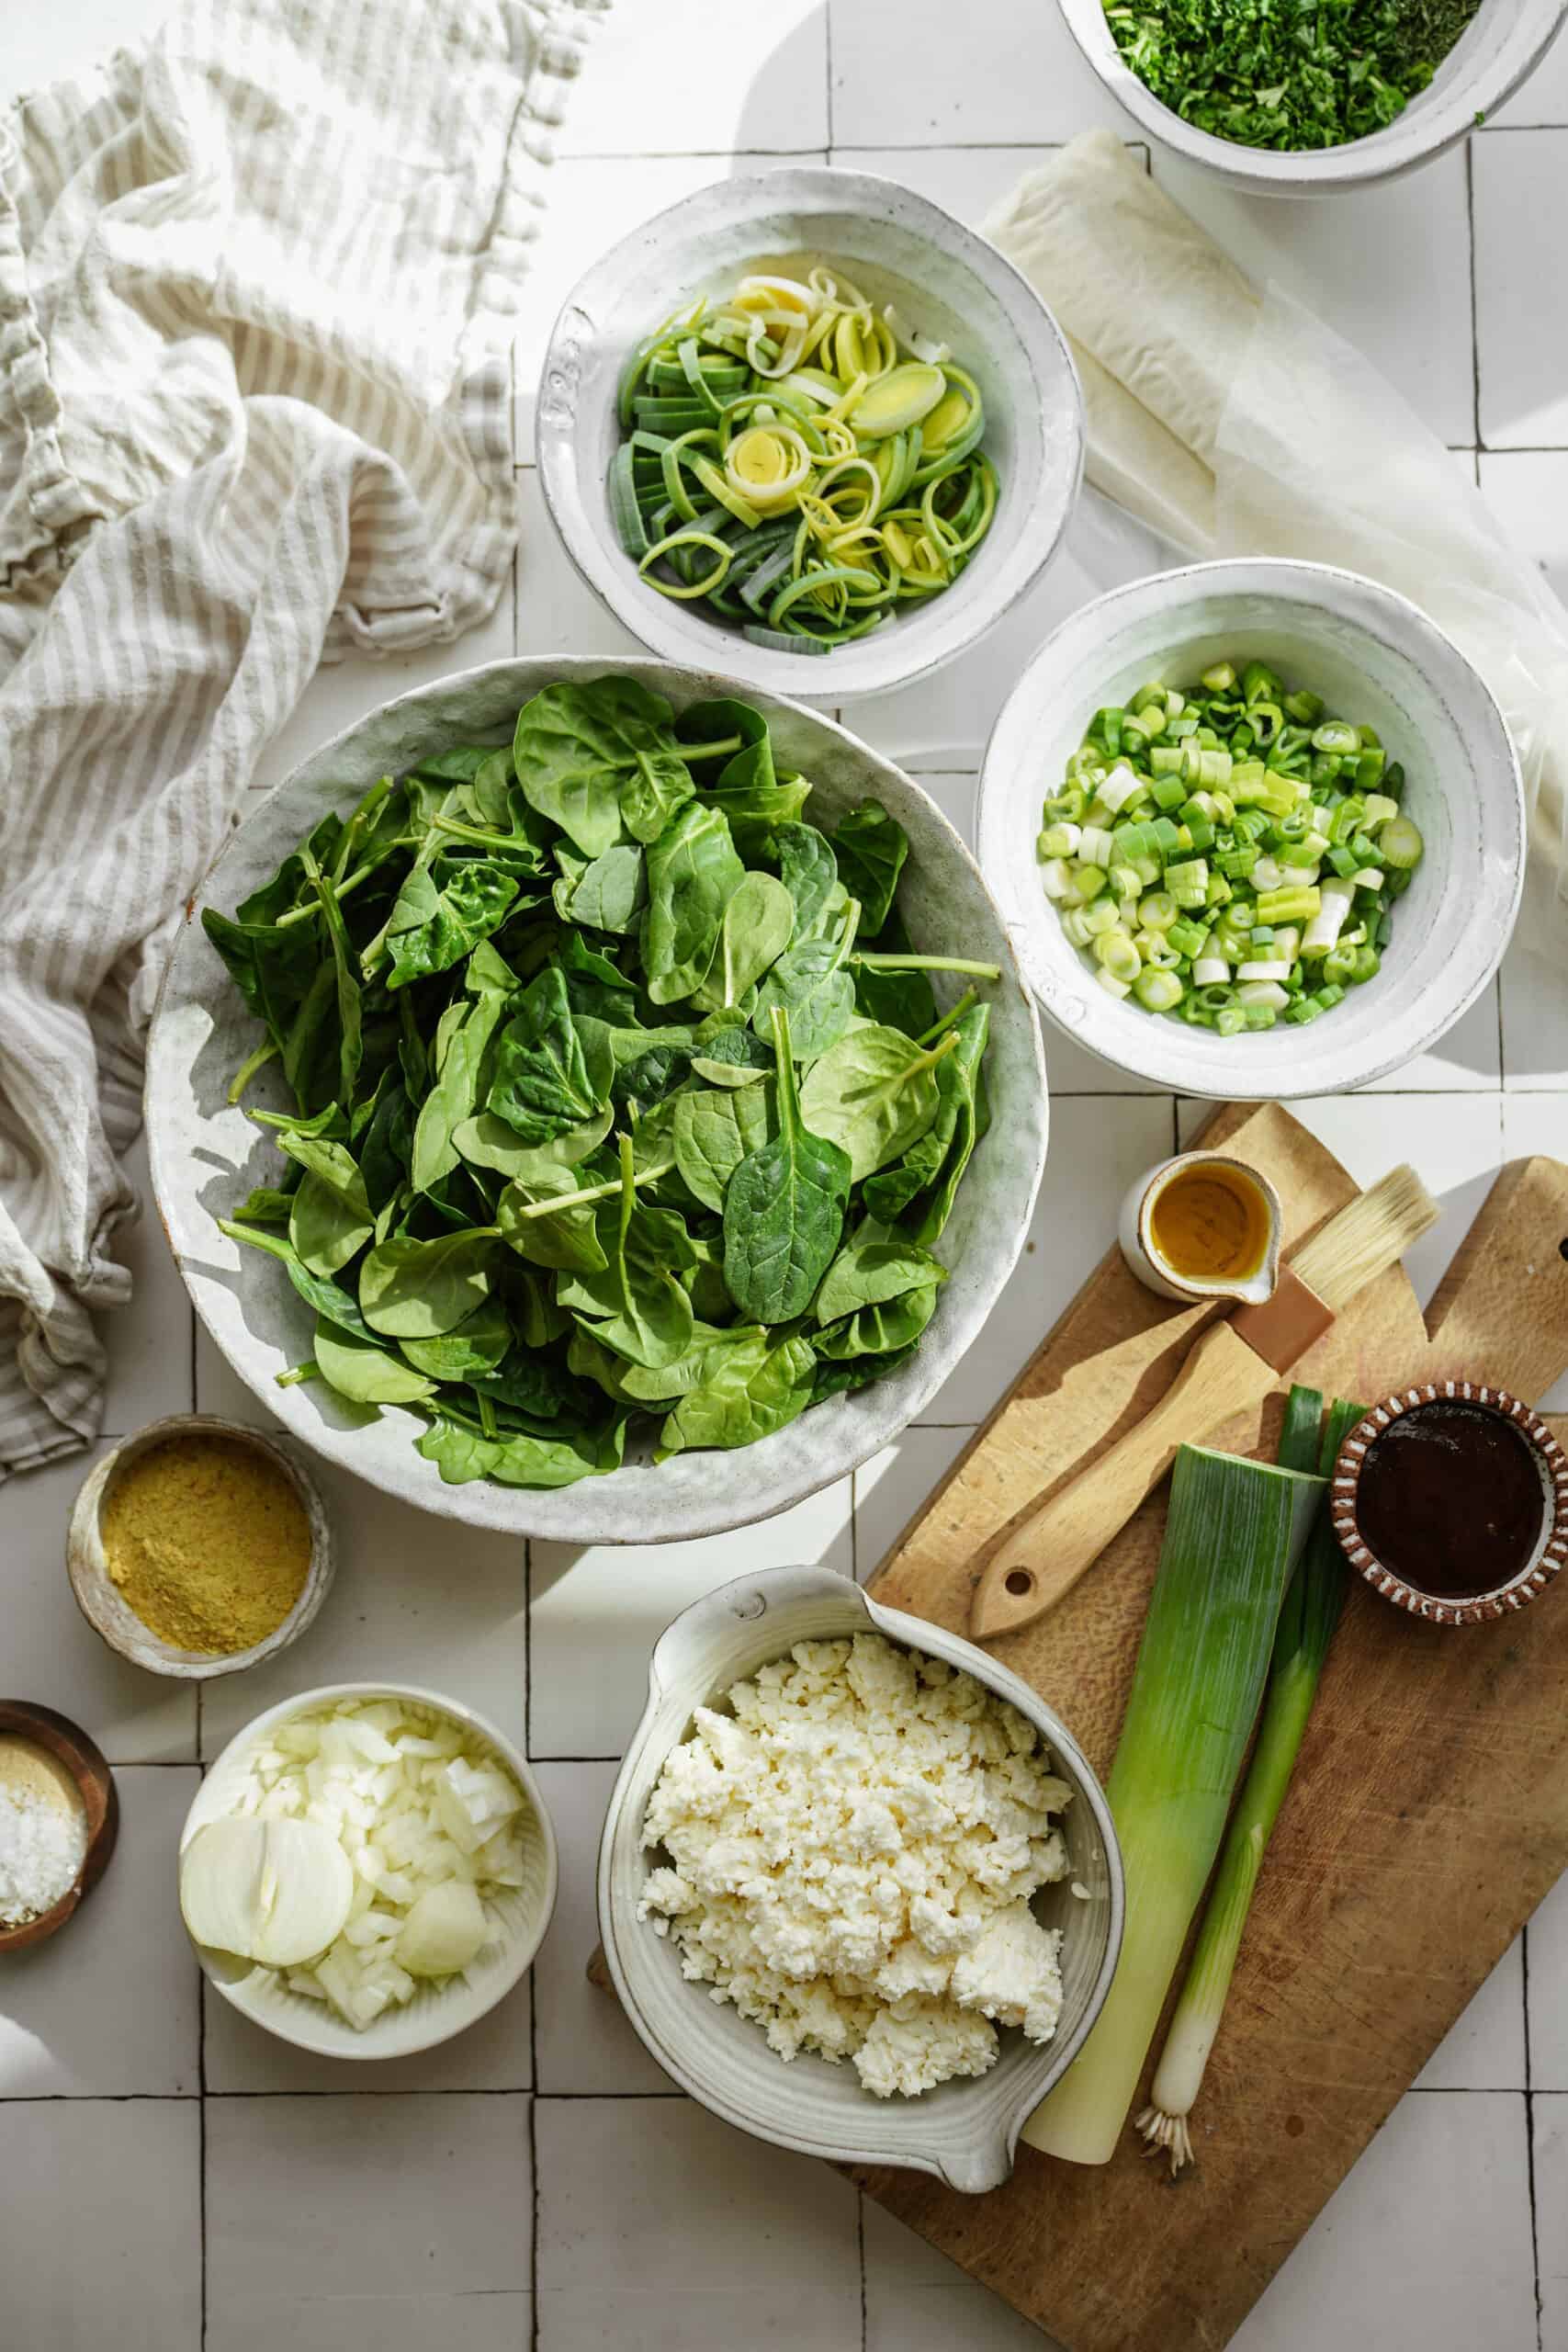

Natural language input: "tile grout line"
[1523,1927,1543,2352]
[1465,136,1483,453]
[525,1522,540,2352]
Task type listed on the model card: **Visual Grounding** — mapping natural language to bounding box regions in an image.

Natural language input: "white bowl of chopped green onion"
[1058,0,1568,192]
[536,167,1083,700]
[977,559,1524,1099]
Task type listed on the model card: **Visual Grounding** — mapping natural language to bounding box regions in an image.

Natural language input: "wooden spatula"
[968,1165,1438,1641]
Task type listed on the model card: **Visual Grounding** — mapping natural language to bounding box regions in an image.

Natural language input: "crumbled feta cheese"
[638,1633,1070,2098]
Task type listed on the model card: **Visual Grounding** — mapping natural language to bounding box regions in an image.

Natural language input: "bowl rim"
[536,161,1086,702]
[1055,0,1568,190]
[1329,1381,1568,1626]
[179,1678,558,2058]
[147,651,1049,1543]
[64,1413,335,1681]
[975,554,1527,1100]
[595,1564,1125,2191]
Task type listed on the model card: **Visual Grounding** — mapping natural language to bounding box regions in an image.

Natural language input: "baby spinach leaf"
[220,1219,376,1340]
[723,1008,849,1322]
[306,858,364,1108]
[611,1320,755,1403]
[556,930,639,1024]
[553,841,647,934]
[673,1082,776,1216]
[679,696,776,791]
[691,1023,773,1089]
[230,1183,298,1227]
[798,1021,957,1182]
[360,1081,414,1212]
[852,909,936,1036]
[497,1160,611,1275]
[567,1327,642,1407]
[641,803,744,1005]
[289,1172,374,1279]
[315,1318,436,1406]
[831,800,908,938]
[467,1348,588,1423]
[514,677,691,854]
[814,1282,941,1361]
[359,1228,498,1339]
[508,1265,572,1350]
[455,1102,613,1181]
[281,962,343,1114]
[658,1329,816,1455]
[604,1023,694,1114]
[385,855,521,989]
[399,1295,513,1383]
[558,1142,697,1369]
[812,1219,948,1325]
[412,987,510,1194]
[488,967,604,1142]
[416,1414,625,1489]
[811,1340,920,1402]
[910,1002,990,1245]
[691,871,795,1014]
[775,823,839,939]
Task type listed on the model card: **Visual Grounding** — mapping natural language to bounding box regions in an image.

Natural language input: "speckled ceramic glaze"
[1056,0,1568,193]
[145,657,1048,1542]
[65,1414,334,1680]
[536,167,1084,702]
[596,1565,1123,2193]
[1331,1382,1568,1627]
[181,1682,557,2060]
[976,559,1525,1101]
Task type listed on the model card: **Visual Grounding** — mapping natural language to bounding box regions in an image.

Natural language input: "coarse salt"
[0,1785,88,1927]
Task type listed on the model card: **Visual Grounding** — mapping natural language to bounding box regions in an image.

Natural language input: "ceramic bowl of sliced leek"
[536,165,1084,701]
[178,1682,556,2059]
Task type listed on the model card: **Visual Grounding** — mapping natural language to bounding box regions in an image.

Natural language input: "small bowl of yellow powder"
[66,1415,334,1679]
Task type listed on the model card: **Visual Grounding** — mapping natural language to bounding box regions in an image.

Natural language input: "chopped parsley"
[1105,0,1483,152]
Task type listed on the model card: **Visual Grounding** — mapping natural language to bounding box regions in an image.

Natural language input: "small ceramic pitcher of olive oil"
[1117,1151,1282,1307]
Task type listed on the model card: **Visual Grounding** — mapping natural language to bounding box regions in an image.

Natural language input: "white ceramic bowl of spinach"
[146,658,1047,1542]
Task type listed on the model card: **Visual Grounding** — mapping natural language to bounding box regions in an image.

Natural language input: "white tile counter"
[4,2,1567,2346]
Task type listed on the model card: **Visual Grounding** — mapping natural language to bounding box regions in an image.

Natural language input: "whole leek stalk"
[1021,1441,1324,2167]
[1136,1391,1365,2174]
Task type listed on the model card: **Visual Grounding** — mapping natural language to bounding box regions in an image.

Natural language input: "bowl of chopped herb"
[537,166,1083,698]
[1057,0,1568,191]
[976,558,1524,1097]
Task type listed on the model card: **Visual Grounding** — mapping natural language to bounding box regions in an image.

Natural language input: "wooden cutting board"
[852,1100,1568,2352]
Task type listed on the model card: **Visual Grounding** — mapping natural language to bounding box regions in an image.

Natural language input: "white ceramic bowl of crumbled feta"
[180,1682,557,2060]
[597,1566,1123,2193]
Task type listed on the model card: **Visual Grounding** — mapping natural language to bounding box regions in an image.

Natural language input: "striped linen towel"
[0,0,605,1477]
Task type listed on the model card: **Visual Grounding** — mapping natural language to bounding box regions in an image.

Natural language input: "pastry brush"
[968,1165,1438,1641]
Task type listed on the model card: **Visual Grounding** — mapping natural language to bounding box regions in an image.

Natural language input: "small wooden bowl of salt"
[0,1702,118,1953]
[66,1414,334,1680]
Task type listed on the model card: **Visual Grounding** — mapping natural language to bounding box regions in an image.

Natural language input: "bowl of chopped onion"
[178,1683,556,2058]
[977,558,1524,1099]
[536,166,1084,701]
[1056,0,1568,194]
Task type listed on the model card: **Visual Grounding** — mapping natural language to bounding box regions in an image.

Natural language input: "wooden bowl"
[66,1414,334,1679]
[0,1702,118,1952]
[1331,1381,1568,1627]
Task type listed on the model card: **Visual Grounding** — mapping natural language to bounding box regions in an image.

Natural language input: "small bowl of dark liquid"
[1331,1382,1568,1626]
